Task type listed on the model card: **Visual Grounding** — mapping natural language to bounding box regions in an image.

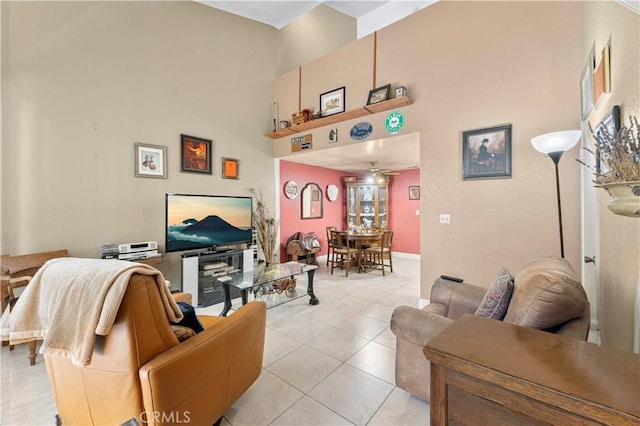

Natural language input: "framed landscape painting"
[462,124,512,180]
[320,86,345,117]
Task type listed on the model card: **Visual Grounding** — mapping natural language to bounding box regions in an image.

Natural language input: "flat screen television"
[165,193,253,253]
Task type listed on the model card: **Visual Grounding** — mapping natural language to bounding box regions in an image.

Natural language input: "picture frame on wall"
[320,86,345,117]
[593,105,621,175]
[222,157,239,179]
[462,124,512,180]
[134,142,167,179]
[367,84,391,105]
[181,134,212,174]
[593,40,611,109]
[580,46,595,120]
[408,186,420,200]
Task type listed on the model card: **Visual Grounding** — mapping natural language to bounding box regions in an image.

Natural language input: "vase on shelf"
[596,181,640,217]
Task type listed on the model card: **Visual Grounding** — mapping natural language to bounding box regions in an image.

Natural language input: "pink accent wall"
[279,160,420,262]
[279,161,350,262]
[388,168,420,254]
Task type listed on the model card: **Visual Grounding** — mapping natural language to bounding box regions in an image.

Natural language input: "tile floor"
[1,256,430,425]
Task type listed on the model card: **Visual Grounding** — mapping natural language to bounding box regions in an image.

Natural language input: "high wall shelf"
[265,96,413,139]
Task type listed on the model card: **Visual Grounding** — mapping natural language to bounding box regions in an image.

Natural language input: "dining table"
[341,230,383,272]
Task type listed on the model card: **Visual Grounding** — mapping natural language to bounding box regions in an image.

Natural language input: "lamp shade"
[531,130,582,154]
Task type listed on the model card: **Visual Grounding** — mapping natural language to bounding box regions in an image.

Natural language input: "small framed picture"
[222,157,239,179]
[395,86,407,98]
[320,86,345,117]
[181,134,212,174]
[367,84,391,105]
[329,128,338,143]
[593,105,621,175]
[134,142,167,179]
[462,124,512,180]
[409,186,420,200]
[593,40,611,109]
[581,46,595,120]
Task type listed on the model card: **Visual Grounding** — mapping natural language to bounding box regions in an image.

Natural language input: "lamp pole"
[548,151,565,258]
[531,130,581,259]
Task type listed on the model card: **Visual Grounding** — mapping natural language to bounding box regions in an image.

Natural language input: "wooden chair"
[1,249,68,365]
[365,230,394,274]
[329,231,359,277]
[325,226,337,266]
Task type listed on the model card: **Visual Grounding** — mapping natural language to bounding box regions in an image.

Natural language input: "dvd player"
[118,250,159,260]
[119,241,158,254]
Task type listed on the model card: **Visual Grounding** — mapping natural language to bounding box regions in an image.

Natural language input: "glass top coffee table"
[218,261,319,316]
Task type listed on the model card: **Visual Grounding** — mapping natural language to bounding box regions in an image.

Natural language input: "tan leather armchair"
[390,256,590,402]
[44,272,266,426]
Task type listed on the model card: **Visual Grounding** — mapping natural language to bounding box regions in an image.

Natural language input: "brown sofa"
[44,272,266,425]
[390,256,590,402]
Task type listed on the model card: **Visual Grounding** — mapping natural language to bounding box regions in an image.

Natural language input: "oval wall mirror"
[301,183,323,219]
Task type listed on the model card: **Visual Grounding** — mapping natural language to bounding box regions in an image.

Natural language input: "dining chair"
[1,249,69,365]
[329,231,359,277]
[365,230,394,274]
[325,226,337,266]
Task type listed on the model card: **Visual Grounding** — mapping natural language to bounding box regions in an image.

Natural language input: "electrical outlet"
[440,214,451,224]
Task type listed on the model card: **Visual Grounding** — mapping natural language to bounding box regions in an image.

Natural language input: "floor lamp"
[531,130,582,258]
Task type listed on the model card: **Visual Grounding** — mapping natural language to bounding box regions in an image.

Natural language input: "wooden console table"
[424,314,640,425]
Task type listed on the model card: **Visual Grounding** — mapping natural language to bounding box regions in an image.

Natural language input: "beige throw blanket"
[0,257,183,367]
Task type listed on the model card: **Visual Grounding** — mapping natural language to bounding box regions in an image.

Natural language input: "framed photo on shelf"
[462,124,512,180]
[181,134,212,174]
[581,46,595,119]
[134,142,167,179]
[367,84,391,105]
[222,157,239,179]
[319,86,345,117]
[408,186,420,200]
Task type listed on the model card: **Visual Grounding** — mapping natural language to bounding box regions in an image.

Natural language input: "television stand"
[181,249,245,306]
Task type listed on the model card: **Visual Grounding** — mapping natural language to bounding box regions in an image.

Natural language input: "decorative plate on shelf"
[327,184,339,201]
[284,181,299,199]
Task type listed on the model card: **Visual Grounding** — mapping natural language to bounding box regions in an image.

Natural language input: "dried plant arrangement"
[249,188,278,265]
[578,115,640,183]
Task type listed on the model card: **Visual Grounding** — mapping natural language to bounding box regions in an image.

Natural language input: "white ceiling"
[196,1,393,29]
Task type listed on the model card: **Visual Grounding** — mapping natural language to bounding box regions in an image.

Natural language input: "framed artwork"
[319,86,345,117]
[134,142,167,179]
[409,186,420,200]
[367,84,391,105]
[329,128,338,143]
[581,47,595,120]
[594,41,611,108]
[222,157,239,179]
[594,105,621,175]
[181,134,212,174]
[462,124,512,180]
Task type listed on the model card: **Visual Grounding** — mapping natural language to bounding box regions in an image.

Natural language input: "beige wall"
[0,1,362,286]
[273,1,583,295]
[1,1,280,284]
[582,1,640,351]
[276,5,357,77]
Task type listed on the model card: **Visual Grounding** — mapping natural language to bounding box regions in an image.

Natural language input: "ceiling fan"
[366,161,401,177]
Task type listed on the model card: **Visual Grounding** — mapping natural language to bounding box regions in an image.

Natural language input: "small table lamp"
[531,130,582,258]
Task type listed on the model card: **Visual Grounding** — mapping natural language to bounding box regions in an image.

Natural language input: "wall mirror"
[301,183,323,219]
